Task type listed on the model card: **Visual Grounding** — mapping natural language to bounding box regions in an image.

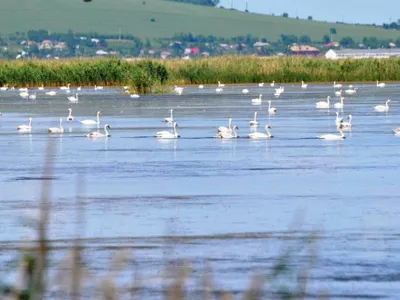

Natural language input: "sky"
[219,0,400,25]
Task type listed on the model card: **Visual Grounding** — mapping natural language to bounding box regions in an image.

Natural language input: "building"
[291,45,320,56]
[325,48,400,59]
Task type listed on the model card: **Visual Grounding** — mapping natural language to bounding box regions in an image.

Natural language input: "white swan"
[376,80,386,88]
[270,81,275,87]
[216,87,223,93]
[218,81,225,87]
[335,89,342,96]
[393,128,400,135]
[252,94,262,104]
[275,86,284,94]
[94,85,104,90]
[345,87,357,95]
[28,92,36,100]
[218,126,238,139]
[19,87,28,92]
[374,99,390,112]
[130,94,140,98]
[242,89,249,94]
[268,100,277,114]
[68,94,79,103]
[87,124,111,138]
[17,118,32,132]
[333,81,343,88]
[258,82,264,87]
[173,85,184,94]
[249,112,259,126]
[80,111,101,125]
[48,118,64,134]
[60,84,70,90]
[20,91,29,98]
[198,84,204,89]
[248,125,273,139]
[335,112,343,127]
[77,86,81,91]
[342,115,352,128]
[45,91,56,96]
[334,97,344,109]
[67,108,75,122]
[164,109,174,123]
[301,81,308,89]
[155,122,180,139]
[318,126,345,140]
[37,84,44,90]
[218,118,232,133]
[0,85,8,91]
[316,96,330,108]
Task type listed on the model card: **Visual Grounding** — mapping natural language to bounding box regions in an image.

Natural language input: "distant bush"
[282,12,289,18]
[150,18,155,22]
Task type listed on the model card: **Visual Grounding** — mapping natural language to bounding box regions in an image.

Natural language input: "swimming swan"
[68,94,79,103]
[342,115,352,128]
[45,91,57,96]
[155,122,180,139]
[48,118,64,134]
[318,126,345,140]
[248,125,273,139]
[87,124,111,138]
[80,111,101,125]
[335,112,343,127]
[218,118,232,133]
[376,80,386,88]
[249,112,259,126]
[316,96,330,108]
[67,108,75,122]
[218,81,225,88]
[334,97,344,109]
[164,109,174,123]
[333,81,343,88]
[374,99,390,112]
[218,126,238,139]
[301,81,308,89]
[60,84,70,90]
[268,100,277,114]
[252,94,262,104]
[17,118,32,132]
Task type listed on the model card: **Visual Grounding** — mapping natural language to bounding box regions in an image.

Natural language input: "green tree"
[340,36,355,48]
[322,34,331,44]
[282,12,289,18]
[299,35,311,44]
[307,16,313,20]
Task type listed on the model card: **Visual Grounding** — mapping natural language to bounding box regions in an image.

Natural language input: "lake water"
[0,83,400,298]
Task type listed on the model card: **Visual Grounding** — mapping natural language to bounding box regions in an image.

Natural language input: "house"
[91,38,100,44]
[54,42,67,50]
[253,41,270,48]
[160,51,171,59]
[96,50,109,56]
[39,40,53,50]
[291,45,320,56]
[325,48,400,59]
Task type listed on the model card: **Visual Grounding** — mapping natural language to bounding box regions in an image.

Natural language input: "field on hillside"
[1,0,399,41]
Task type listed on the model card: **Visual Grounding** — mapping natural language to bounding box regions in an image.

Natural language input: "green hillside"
[0,0,399,41]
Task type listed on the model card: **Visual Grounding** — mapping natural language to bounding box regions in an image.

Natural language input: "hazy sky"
[219,0,400,24]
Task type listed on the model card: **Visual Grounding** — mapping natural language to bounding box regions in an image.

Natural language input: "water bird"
[37,84,44,90]
[374,99,390,112]
[270,81,275,87]
[258,82,264,87]
[60,84,70,90]
[45,91,57,96]
[0,85,8,91]
[198,85,204,89]
[318,125,345,140]
[249,112,259,126]
[77,86,81,91]
[217,118,232,133]
[251,94,262,104]
[87,124,111,138]
[301,81,308,89]
[130,94,140,98]
[216,87,223,93]
[248,125,273,139]
[48,118,64,134]
[80,111,101,125]
[342,115,352,128]
[218,81,225,88]
[155,122,180,139]
[335,89,342,96]
[28,92,36,100]
[94,85,104,90]
[376,80,386,88]
[68,94,79,103]
[316,96,330,108]
[242,89,249,94]
[19,91,29,98]
[334,97,344,109]
[268,100,277,114]
[345,87,357,95]
[218,126,239,139]
[17,118,32,132]
[335,112,343,127]
[393,128,400,135]
[333,81,343,88]
[67,108,75,122]
[19,87,28,92]
[164,109,174,123]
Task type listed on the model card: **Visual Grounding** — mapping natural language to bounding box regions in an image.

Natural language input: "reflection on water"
[0,84,400,298]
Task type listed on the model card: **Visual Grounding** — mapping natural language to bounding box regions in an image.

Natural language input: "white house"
[326,48,400,59]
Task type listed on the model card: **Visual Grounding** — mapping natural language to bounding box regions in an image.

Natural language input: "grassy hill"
[1,0,399,41]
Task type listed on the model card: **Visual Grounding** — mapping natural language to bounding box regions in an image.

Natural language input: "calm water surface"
[0,83,400,298]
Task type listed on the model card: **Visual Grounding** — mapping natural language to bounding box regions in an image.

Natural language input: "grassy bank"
[1,57,400,91]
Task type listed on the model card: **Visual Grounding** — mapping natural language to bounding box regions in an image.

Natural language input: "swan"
[393,128,400,135]
[164,109,174,123]
[268,100,277,114]
[218,118,232,133]
[17,118,32,132]
[45,91,56,96]
[270,81,275,87]
[342,115,352,128]
[249,112,259,126]
[77,86,81,91]
[242,89,249,94]
[335,112,343,127]
[252,94,262,104]
[60,84,70,90]
[19,87,28,92]
[318,126,345,140]
[80,111,101,125]
[94,85,104,90]
[123,86,129,90]
[67,108,75,122]
[345,87,357,95]
[0,86,8,91]
[376,80,386,88]
[218,81,225,87]
[155,122,180,139]
[87,124,111,138]
[275,86,284,93]
[37,84,44,90]
[258,82,264,87]
[218,126,239,139]
[301,81,308,89]
[316,96,330,108]
[19,91,29,98]
[68,94,78,103]
[333,81,343,88]
[130,94,140,98]
[198,85,204,89]
[335,89,342,96]
[9,86,15,90]
[174,85,184,93]
[216,87,223,93]
[248,125,273,139]
[48,118,64,134]
[28,92,36,100]
[374,99,390,112]
[334,97,344,109]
